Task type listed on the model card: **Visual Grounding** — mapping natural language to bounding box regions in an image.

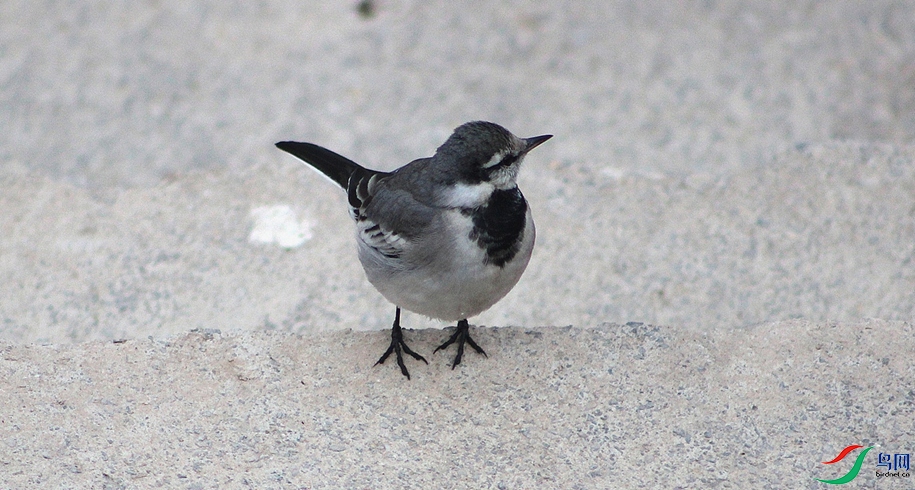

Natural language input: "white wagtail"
[276,121,551,379]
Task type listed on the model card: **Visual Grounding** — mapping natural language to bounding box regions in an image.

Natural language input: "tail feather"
[275,141,363,189]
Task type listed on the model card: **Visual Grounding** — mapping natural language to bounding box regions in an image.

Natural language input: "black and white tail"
[275,141,390,219]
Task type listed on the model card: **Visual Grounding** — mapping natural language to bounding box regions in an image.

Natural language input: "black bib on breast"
[465,187,527,267]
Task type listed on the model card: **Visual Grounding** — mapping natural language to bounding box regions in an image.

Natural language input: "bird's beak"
[523,134,553,153]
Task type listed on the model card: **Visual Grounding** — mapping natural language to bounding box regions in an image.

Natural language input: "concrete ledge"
[2,320,911,487]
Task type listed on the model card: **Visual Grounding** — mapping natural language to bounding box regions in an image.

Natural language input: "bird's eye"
[495,154,519,168]
[481,151,520,170]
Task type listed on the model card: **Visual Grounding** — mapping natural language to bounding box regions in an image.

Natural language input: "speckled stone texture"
[2,321,912,488]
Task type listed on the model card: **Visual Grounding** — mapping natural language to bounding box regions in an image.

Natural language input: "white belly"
[358,209,535,322]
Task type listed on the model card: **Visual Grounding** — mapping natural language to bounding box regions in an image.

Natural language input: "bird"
[276,121,551,379]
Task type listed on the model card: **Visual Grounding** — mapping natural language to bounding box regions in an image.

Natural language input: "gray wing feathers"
[357,182,438,262]
[276,141,435,262]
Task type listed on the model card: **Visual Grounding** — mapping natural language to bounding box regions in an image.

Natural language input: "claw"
[434,319,487,368]
[375,307,427,379]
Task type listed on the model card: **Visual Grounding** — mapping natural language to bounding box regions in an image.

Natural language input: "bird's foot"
[434,319,487,369]
[375,308,427,379]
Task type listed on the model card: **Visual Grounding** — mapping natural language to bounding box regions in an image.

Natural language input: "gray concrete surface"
[3,1,914,189]
[2,321,913,488]
[2,0,914,488]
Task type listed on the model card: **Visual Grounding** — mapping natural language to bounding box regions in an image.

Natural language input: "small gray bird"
[276,121,551,379]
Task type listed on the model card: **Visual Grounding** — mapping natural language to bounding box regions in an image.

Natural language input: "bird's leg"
[434,319,487,369]
[375,307,427,379]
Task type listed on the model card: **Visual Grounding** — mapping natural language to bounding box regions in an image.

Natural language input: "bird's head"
[435,121,552,191]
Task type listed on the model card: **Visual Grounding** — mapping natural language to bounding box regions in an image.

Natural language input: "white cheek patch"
[488,163,521,189]
[441,182,495,208]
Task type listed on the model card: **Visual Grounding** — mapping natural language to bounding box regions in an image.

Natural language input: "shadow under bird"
[276,121,552,379]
